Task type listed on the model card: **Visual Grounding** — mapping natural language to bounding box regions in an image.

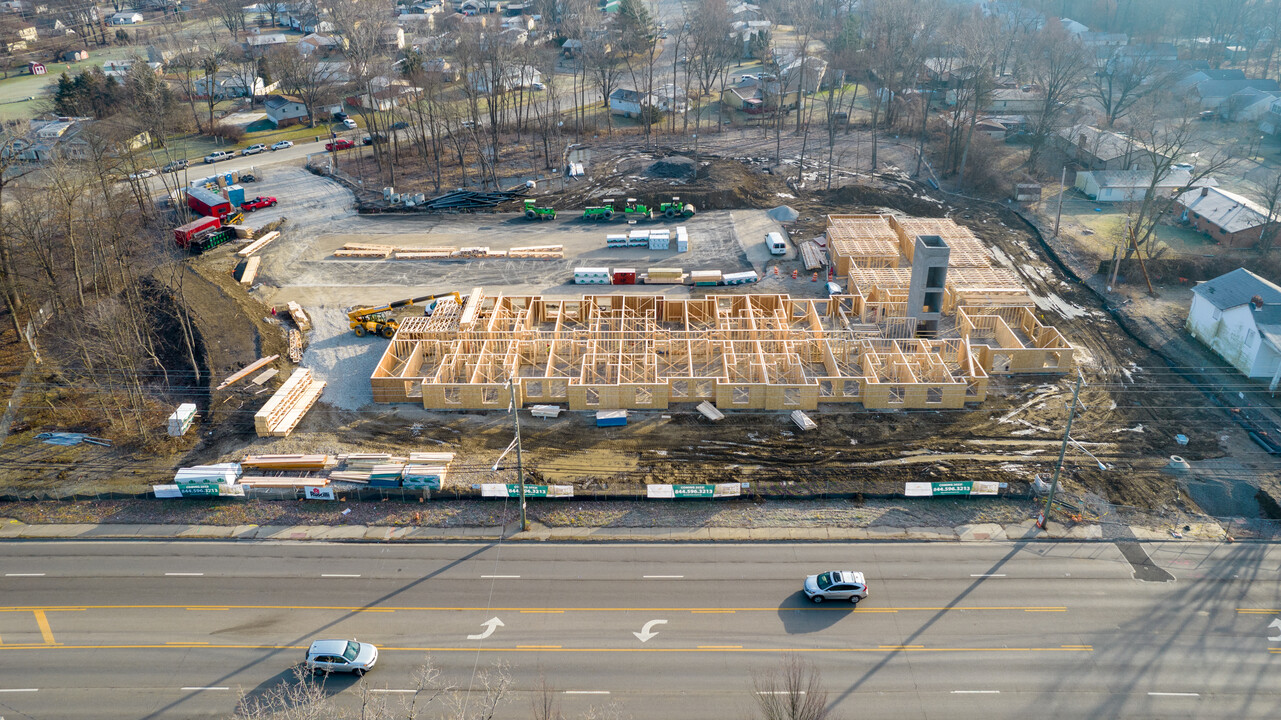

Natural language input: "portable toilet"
[224,184,246,207]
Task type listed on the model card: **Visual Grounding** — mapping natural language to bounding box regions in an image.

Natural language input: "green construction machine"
[621,197,653,221]
[523,198,556,220]
[583,199,616,221]
[659,196,696,219]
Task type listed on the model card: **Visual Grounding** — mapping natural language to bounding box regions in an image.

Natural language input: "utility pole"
[508,380,527,531]
[1053,166,1066,237]
[1039,372,1084,529]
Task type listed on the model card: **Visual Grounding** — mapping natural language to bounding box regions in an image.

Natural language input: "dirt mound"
[817,184,948,218]
[544,153,790,211]
[646,155,697,179]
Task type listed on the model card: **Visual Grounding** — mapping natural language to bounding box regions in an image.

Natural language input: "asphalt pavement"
[1,540,1278,719]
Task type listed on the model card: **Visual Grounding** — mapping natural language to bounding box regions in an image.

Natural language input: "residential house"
[101,59,163,80]
[1186,268,1281,387]
[1115,43,1177,64]
[1192,78,1281,111]
[8,22,36,42]
[923,57,977,88]
[656,83,687,114]
[264,94,310,127]
[1221,87,1281,122]
[417,57,457,82]
[404,1,444,14]
[193,73,269,99]
[720,74,799,114]
[1174,186,1275,248]
[609,88,656,118]
[497,27,526,45]
[4,116,150,162]
[984,87,1042,113]
[61,49,88,62]
[348,76,420,111]
[297,33,341,55]
[1260,97,1281,135]
[287,12,334,34]
[38,17,75,36]
[469,64,539,93]
[729,2,765,22]
[940,111,1028,140]
[780,55,827,95]
[397,13,437,34]
[244,32,287,55]
[1073,168,1212,203]
[1080,31,1127,47]
[381,25,405,50]
[110,11,144,25]
[1175,68,1245,91]
[1053,17,1089,35]
[1053,124,1165,171]
[561,38,582,57]
[730,19,771,58]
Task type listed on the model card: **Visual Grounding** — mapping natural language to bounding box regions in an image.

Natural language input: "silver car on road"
[305,639,378,675]
[803,570,869,605]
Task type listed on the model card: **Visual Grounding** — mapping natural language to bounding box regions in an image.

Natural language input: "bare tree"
[1089,47,1173,127]
[686,0,736,133]
[270,45,341,128]
[208,0,247,42]
[1249,169,1281,254]
[751,654,831,720]
[1024,22,1090,168]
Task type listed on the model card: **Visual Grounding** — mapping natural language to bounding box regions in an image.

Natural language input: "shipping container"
[612,268,637,285]
[173,216,222,247]
[186,186,233,218]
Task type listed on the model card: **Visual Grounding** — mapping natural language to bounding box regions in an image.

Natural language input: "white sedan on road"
[128,168,157,180]
[803,570,869,605]
[271,140,294,151]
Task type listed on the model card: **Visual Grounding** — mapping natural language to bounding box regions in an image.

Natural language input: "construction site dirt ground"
[0,149,1275,528]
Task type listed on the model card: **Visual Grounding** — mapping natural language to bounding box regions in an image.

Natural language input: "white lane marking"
[165,573,204,576]
[481,575,520,579]
[970,574,1006,578]
[0,688,38,693]
[321,574,361,578]
[952,690,1000,694]
[1148,692,1199,697]
[467,617,505,640]
[643,575,684,579]
[564,691,610,695]
[5,573,46,577]
[370,689,416,694]
[181,687,229,691]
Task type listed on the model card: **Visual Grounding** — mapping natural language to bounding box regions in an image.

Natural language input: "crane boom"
[347,291,464,338]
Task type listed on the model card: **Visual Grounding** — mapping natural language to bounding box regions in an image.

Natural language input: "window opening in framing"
[482,387,499,404]
[783,388,800,406]
[585,388,600,406]
[444,387,461,404]
[889,386,906,404]
[732,387,750,405]
[926,387,943,404]
[636,387,653,405]
[819,381,834,397]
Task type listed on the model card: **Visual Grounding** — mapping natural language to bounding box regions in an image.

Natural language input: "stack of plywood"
[254,368,326,437]
[644,268,686,284]
[239,476,330,488]
[242,454,333,470]
[509,245,564,259]
[288,329,303,363]
[799,241,828,270]
[238,230,281,257]
[334,243,394,258]
[690,270,722,286]
[452,247,490,258]
[394,247,456,259]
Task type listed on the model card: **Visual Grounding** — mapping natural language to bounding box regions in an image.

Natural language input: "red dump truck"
[186,185,233,218]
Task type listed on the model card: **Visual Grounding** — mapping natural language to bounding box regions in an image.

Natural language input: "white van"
[766,231,788,255]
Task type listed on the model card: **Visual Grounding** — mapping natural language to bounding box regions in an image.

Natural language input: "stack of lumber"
[799,241,829,270]
[227,224,253,239]
[254,368,326,437]
[242,454,334,470]
[393,247,456,259]
[235,256,260,285]
[697,401,724,421]
[238,476,329,488]
[409,451,456,464]
[644,268,686,284]
[341,453,406,468]
[334,243,394,258]
[238,230,281,257]
[329,471,372,483]
[530,405,562,418]
[452,247,490,258]
[508,245,564,259]
[217,355,279,391]
[250,368,278,386]
[287,301,311,331]
[369,463,405,487]
[418,188,526,211]
[175,463,240,484]
[288,329,303,363]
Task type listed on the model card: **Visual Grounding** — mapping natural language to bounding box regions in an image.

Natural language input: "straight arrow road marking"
[1269,618,1281,641]
[633,619,667,642]
[0,689,38,693]
[467,617,504,640]
[952,690,1000,694]
[5,574,45,577]
[321,574,360,578]
[642,575,683,579]
[164,573,204,577]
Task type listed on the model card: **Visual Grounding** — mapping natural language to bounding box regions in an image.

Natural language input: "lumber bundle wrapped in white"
[254,368,325,437]
[790,410,817,431]
[530,405,562,418]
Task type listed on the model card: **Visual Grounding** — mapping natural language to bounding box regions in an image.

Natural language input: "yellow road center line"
[188,608,229,611]
[516,645,563,649]
[691,610,736,614]
[879,645,925,649]
[1023,609,1066,612]
[1238,609,1280,613]
[32,610,56,645]
[520,610,565,614]
[351,609,395,613]
[697,645,743,649]
[165,642,210,645]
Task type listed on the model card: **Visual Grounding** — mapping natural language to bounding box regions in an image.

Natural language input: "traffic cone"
[812,272,818,282]
[792,269,798,279]
[774,266,779,275]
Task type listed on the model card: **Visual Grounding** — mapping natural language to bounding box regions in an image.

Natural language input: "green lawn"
[1061,202,1217,259]
[0,46,142,120]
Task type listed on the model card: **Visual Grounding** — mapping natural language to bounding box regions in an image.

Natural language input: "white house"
[609,88,656,118]
[1074,168,1213,203]
[297,33,341,55]
[193,73,268,99]
[263,94,309,127]
[110,11,144,25]
[469,65,540,93]
[1187,268,1281,388]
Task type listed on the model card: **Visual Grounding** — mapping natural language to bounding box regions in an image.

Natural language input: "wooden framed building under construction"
[368,213,1075,412]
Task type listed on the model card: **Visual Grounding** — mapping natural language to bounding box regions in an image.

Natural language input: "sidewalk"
[0,517,1235,543]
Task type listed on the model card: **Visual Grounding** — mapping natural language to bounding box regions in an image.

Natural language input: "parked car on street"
[241,196,277,211]
[129,168,157,180]
[342,118,358,129]
[362,133,388,145]
[271,140,294,150]
[333,111,348,121]
[161,159,189,173]
[391,120,409,130]
[243,143,267,155]
[204,150,234,164]
[325,138,355,151]
[304,639,377,676]
[803,570,868,605]
[531,81,546,91]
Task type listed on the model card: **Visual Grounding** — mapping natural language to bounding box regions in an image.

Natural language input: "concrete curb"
[0,518,1243,543]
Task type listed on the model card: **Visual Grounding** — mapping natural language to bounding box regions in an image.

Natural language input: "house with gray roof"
[1192,78,1281,110]
[1174,186,1275,248]
[1187,268,1281,386]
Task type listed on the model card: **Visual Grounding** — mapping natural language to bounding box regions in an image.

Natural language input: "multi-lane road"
[1,540,1278,718]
